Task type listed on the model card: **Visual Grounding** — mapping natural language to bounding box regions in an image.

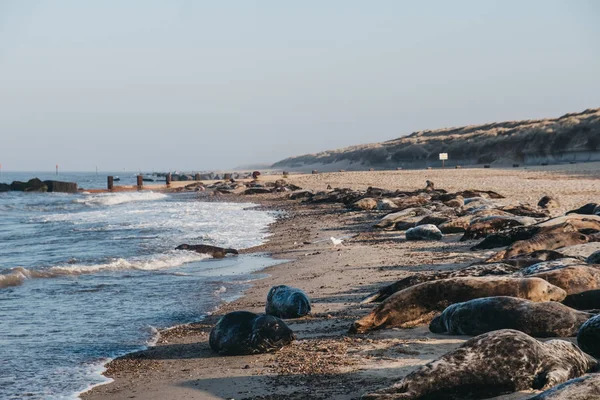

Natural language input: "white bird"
[330,237,344,247]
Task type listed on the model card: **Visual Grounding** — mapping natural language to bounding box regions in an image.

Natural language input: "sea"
[0,172,280,399]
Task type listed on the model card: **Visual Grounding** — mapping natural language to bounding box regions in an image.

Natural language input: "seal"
[567,203,600,215]
[209,311,295,355]
[486,231,589,262]
[538,195,560,210]
[577,314,600,358]
[518,258,587,275]
[405,224,443,240]
[563,289,600,310]
[362,329,598,400]
[528,374,600,400]
[529,265,600,295]
[360,263,521,304]
[585,250,600,264]
[460,216,526,241]
[265,285,311,319]
[350,277,566,333]
[429,296,592,337]
[175,243,239,258]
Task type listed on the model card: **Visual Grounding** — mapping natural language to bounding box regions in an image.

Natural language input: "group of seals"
[175,243,239,258]
[362,329,598,399]
[209,285,310,355]
[350,277,565,333]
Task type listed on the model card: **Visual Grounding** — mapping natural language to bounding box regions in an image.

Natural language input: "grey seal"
[265,285,311,319]
[430,296,592,337]
[528,374,600,399]
[209,311,295,355]
[362,329,598,399]
[577,314,600,358]
[175,243,239,258]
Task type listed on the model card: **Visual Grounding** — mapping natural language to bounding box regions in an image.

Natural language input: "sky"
[0,1,599,172]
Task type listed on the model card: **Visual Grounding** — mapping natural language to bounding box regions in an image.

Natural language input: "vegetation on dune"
[272,108,600,168]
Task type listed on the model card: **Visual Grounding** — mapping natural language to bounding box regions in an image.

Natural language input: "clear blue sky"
[1,0,598,171]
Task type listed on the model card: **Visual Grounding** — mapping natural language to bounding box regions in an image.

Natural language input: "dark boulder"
[44,180,78,193]
[11,178,48,192]
[0,183,10,192]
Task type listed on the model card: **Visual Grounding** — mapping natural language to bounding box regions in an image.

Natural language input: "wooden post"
[137,175,143,189]
[107,176,114,191]
[166,173,172,186]
[194,173,200,181]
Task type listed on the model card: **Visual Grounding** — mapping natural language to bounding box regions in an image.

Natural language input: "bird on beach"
[330,237,344,247]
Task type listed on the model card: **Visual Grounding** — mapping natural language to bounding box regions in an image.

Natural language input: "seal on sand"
[209,311,295,355]
[577,314,600,358]
[529,265,600,295]
[567,203,599,215]
[265,285,311,318]
[486,231,589,262]
[429,296,592,337]
[563,289,600,310]
[362,329,598,400]
[405,224,443,240]
[528,374,600,400]
[175,243,239,258]
[360,263,521,304]
[350,277,566,333]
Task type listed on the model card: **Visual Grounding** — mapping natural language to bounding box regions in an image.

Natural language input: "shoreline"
[82,165,600,400]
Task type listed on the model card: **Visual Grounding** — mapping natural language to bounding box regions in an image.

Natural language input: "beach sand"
[82,163,600,400]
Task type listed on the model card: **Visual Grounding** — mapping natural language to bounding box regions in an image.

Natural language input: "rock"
[0,183,10,192]
[352,198,378,210]
[406,224,443,240]
[44,180,78,193]
[10,178,48,192]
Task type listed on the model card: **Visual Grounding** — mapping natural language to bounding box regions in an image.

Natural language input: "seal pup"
[265,285,311,319]
[362,329,598,400]
[529,265,600,295]
[405,224,443,240]
[360,263,521,304]
[563,289,600,310]
[209,311,295,355]
[460,216,526,241]
[350,277,566,333]
[528,374,600,400]
[429,296,592,337]
[577,314,600,358]
[175,243,239,258]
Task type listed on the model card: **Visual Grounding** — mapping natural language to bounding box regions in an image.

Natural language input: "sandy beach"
[82,163,600,400]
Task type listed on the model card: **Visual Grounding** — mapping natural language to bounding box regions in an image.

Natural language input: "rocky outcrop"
[1,178,77,193]
[10,178,48,192]
[44,180,78,193]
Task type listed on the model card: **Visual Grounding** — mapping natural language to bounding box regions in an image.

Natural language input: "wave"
[0,251,209,289]
[74,192,168,207]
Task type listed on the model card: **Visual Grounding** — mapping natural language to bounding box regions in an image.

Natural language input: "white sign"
[439,153,448,160]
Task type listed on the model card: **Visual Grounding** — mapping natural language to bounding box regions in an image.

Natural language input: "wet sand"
[82,163,600,400]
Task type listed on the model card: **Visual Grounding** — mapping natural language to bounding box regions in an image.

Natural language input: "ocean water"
[0,173,279,399]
